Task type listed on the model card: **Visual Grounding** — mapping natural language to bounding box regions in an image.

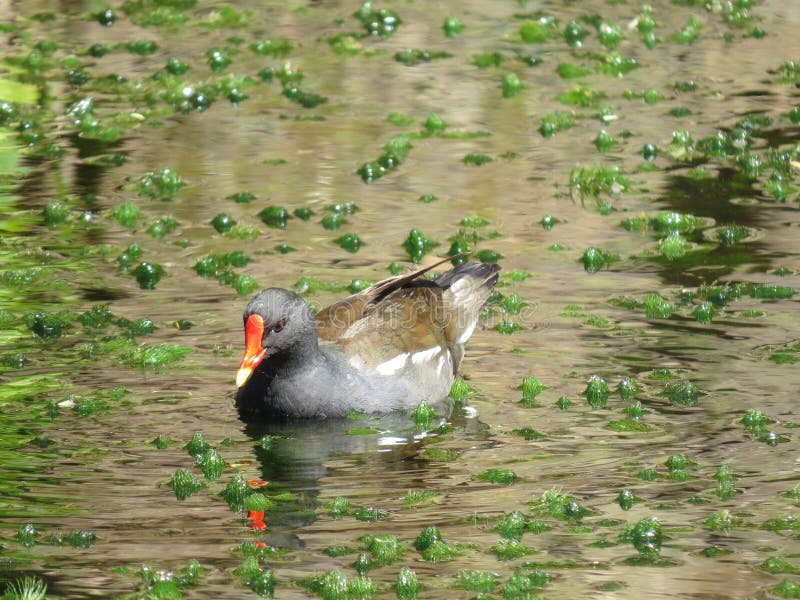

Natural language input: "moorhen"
[235,258,500,419]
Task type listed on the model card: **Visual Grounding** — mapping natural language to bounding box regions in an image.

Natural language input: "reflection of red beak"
[236,314,266,387]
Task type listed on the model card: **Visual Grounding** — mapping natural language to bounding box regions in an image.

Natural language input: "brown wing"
[329,285,451,371]
[314,255,456,342]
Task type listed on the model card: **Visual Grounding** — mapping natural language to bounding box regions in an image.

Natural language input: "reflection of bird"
[235,258,500,419]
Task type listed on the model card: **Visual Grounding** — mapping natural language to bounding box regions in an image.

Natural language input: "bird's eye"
[273,320,285,333]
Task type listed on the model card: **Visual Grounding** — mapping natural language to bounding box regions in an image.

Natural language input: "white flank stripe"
[375,352,408,375]
[436,355,447,375]
[411,347,441,365]
[456,320,477,345]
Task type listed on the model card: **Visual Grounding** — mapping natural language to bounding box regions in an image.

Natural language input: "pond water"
[1,0,800,598]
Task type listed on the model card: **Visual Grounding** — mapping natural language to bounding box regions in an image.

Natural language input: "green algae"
[620,517,662,559]
[169,468,202,500]
[538,110,575,137]
[476,468,518,486]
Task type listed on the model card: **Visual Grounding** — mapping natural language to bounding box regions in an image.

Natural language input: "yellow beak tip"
[236,368,252,388]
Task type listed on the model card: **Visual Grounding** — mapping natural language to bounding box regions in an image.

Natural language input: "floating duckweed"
[596,51,639,77]
[443,16,464,37]
[582,247,617,273]
[557,62,591,79]
[244,493,273,512]
[659,231,688,260]
[494,320,524,334]
[152,434,171,449]
[43,199,70,226]
[257,206,290,229]
[353,552,371,575]
[539,110,575,137]
[404,490,440,509]
[25,312,70,339]
[495,511,529,541]
[618,489,636,511]
[449,378,473,401]
[49,530,96,548]
[693,303,714,324]
[473,52,503,68]
[665,453,689,472]
[539,215,560,230]
[476,469,517,485]
[138,167,183,201]
[564,20,589,48]
[593,129,616,152]
[325,496,351,519]
[169,468,202,500]
[132,262,165,289]
[760,557,800,575]
[127,40,158,56]
[125,317,156,337]
[672,15,702,44]
[111,202,140,228]
[206,48,231,73]
[402,228,437,263]
[456,569,497,593]
[519,376,544,404]
[621,517,662,558]
[502,73,523,98]
[394,49,451,66]
[643,293,673,319]
[228,191,255,204]
[250,38,292,57]
[519,17,557,44]
[395,567,420,599]
[742,408,769,429]
[17,523,38,547]
[704,509,738,532]
[618,377,640,401]
[556,396,572,410]
[663,381,698,406]
[233,275,257,296]
[511,427,547,441]
[532,487,586,520]
[95,8,115,26]
[412,401,435,428]
[716,224,749,246]
[361,535,404,566]
[475,249,502,263]
[199,448,225,480]
[585,375,609,409]
[502,293,526,315]
[358,135,411,182]
[558,86,607,108]
[353,506,386,523]
[334,233,363,253]
[211,213,236,233]
[355,1,401,37]
[122,343,191,370]
[569,165,630,202]
[746,283,794,299]
[421,447,459,461]
[501,569,549,597]
[597,20,623,49]
[221,476,249,510]
[414,526,460,562]
[463,153,492,166]
[492,539,536,561]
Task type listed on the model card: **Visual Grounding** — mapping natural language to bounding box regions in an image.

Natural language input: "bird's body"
[235,259,500,419]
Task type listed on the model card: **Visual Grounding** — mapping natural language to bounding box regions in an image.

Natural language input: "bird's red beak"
[236,314,267,387]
